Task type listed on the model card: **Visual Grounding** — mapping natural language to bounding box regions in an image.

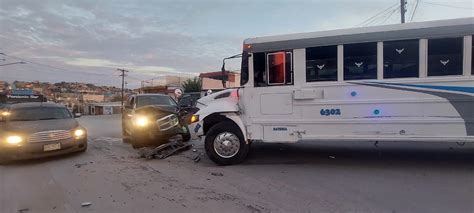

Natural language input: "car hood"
[3,119,79,134]
[135,105,178,114]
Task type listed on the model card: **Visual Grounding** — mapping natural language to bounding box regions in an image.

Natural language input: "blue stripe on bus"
[374,82,474,94]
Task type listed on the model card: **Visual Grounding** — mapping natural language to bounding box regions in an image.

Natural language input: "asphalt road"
[1,114,473,213]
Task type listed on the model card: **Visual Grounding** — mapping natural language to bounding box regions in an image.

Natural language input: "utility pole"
[117,68,129,110]
[400,0,407,23]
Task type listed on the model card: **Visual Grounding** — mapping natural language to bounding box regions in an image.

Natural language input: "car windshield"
[8,107,72,121]
[137,96,176,108]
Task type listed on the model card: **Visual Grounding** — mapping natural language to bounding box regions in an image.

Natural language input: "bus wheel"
[205,121,249,165]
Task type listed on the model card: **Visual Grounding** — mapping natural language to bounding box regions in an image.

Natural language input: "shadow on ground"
[244,141,474,169]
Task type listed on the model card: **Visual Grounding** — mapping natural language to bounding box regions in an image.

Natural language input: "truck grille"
[157,114,179,131]
[28,130,72,143]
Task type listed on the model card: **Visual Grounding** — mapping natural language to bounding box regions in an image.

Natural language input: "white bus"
[189,18,474,165]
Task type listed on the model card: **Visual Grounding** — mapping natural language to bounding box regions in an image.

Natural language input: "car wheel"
[78,142,88,152]
[0,155,11,165]
[204,121,249,166]
[0,158,7,165]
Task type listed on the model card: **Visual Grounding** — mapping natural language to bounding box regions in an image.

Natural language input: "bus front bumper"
[188,121,204,140]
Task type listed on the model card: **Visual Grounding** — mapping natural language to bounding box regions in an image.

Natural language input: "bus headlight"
[74,129,86,138]
[190,114,199,123]
[6,135,23,145]
[133,116,150,127]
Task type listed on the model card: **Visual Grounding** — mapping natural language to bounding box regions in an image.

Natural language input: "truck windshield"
[8,107,72,121]
[137,96,177,108]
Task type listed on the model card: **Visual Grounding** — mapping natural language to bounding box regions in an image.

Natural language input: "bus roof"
[244,17,474,52]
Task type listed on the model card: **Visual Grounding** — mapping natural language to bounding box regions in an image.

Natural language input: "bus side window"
[344,42,377,80]
[471,35,473,75]
[383,39,419,78]
[306,45,338,82]
[254,51,293,87]
[427,37,463,76]
[267,52,286,85]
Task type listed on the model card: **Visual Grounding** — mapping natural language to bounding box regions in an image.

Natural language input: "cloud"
[0,0,472,88]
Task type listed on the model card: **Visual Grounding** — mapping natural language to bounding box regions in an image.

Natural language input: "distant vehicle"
[122,94,191,148]
[189,18,474,165]
[0,102,87,163]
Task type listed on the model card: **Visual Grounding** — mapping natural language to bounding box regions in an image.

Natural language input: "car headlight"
[133,116,150,127]
[6,135,23,145]
[74,129,86,138]
[1,111,10,116]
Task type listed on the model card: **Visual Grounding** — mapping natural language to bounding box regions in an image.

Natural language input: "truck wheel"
[122,121,128,135]
[205,121,249,165]
[122,121,132,143]
[130,137,145,149]
[182,126,191,142]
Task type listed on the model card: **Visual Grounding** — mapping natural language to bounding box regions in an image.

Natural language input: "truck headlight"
[133,116,150,127]
[6,135,23,144]
[74,129,86,138]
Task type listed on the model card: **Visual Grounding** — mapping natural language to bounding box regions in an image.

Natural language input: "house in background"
[200,71,240,95]
[84,102,122,115]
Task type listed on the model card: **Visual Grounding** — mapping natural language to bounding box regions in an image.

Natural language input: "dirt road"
[1,115,473,212]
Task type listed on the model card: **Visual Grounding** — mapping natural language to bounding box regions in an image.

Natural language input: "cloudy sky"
[0,0,472,88]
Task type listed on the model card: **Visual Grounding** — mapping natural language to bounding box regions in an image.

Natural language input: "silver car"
[0,102,87,163]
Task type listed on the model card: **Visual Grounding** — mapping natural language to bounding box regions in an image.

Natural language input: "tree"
[110,95,122,102]
[181,77,201,93]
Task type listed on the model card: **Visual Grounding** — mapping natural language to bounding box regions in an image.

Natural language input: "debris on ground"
[192,154,201,163]
[18,208,29,213]
[138,136,191,160]
[81,202,92,207]
[192,149,197,152]
[74,163,88,168]
[211,172,224,177]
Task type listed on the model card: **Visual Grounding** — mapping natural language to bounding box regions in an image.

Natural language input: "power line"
[365,6,399,26]
[0,52,114,77]
[381,7,400,25]
[421,1,474,10]
[0,62,26,66]
[410,0,420,22]
[356,2,399,27]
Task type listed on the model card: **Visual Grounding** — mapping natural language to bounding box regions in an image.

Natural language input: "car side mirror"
[74,113,82,118]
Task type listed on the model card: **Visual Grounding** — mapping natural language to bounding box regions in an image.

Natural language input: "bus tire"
[205,121,249,165]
